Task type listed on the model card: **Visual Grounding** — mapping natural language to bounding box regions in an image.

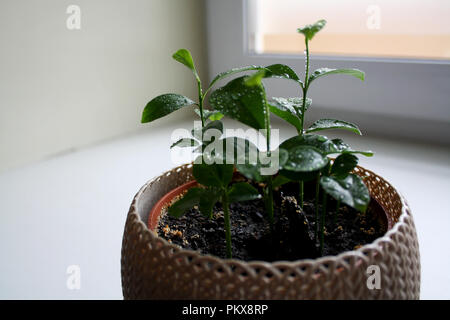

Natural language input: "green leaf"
[283,145,329,172]
[168,187,203,218]
[269,97,311,131]
[236,163,264,182]
[227,182,260,203]
[207,65,266,94]
[280,134,339,155]
[142,94,195,123]
[193,108,224,121]
[306,119,362,135]
[218,137,259,165]
[320,174,370,212]
[199,188,221,218]
[193,161,233,188]
[172,49,199,81]
[244,69,266,87]
[331,138,374,157]
[269,103,302,132]
[170,138,199,148]
[272,175,292,188]
[331,138,349,152]
[343,149,374,157]
[208,111,224,121]
[235,147,288,182]
[280,135,373,157]
[210,76,266,130]
[297,19,326,41]
[203,120,224,134]
[264,64,300,82]
[308,68,365,86]
[272,97,310,113]
[331,153,358,179]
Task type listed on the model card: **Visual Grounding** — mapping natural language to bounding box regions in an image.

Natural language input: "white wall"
[0,0,206,173]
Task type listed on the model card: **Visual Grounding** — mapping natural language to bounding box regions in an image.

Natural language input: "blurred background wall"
[0,0,206,173]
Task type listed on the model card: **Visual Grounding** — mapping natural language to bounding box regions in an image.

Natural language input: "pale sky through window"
[247,0,450,59]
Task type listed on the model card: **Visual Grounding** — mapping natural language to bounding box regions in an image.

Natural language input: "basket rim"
[127,163,411,270]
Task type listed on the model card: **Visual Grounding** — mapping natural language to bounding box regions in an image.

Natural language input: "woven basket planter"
[121,163,420,299]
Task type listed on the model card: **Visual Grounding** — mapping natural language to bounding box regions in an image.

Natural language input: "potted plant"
[121,20,420,299]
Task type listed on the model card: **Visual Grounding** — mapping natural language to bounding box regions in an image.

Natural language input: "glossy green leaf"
[331,138,350,152]
[207,65,266,94]
[331,138,374,157]
[172,49,199,81]
[272,175,292,188]
[142,94,195,123]
[208,111,224,121]
[170,138,199,148]
[227,182,261,203]
[320,174,370,212]
[168,187,203,218]
[193,161,233,188]
[297,19,327,41]
[209,76,266,130]
[269,97,311,131]
[281,135,374,156]
[308,68,365,86]
[244,69,266,87]
[269,103,302,132]
[280,134,336,181]
[280,134,339,155]
[203,120,224,134]
[273,97,310,113]
[306,118,362,135]
[264,64,300,82]
[236,163,264,182]
[343,150,374,157]
[199,188,221,218]
[283,145,329,172]
[331,153,358,178]
[193,108,224,121]
[216,137,259,165]
[235,147,288,182]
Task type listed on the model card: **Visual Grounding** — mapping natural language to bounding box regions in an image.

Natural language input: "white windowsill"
[0,119,448,299]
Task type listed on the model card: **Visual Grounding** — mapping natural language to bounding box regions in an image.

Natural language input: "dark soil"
[157,180,387,261]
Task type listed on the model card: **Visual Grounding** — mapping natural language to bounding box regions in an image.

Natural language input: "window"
[247,0,450,60]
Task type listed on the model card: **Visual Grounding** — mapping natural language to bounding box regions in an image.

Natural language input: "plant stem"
[297,39,310,212]
[314,172,320,241]
[320,192,327,256]
[197,80,205,127]
[299,180,304,209]
[299,38,310,134]
[222,193,232,259]
[262,84,274,225]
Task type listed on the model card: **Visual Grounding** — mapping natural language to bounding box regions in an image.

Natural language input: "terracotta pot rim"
[148,177,392,233]
[147,180,198,230]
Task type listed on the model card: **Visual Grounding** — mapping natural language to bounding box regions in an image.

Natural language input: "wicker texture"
[121,164,420,299]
